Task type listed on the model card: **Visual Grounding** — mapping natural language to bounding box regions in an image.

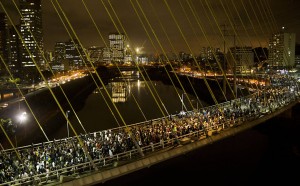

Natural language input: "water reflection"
[111,81,128,103]
[70,76,207,135]
[93,78,147,103]
[0,72,209,146]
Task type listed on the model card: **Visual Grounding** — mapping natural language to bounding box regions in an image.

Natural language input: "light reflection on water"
[6,77,208,146]
[67,79,207,135]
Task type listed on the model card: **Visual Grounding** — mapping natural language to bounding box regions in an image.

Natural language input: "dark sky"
[2,0,300,54]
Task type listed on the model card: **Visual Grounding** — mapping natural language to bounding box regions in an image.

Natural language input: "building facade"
[8,26,22,75]
[87,46,102,65]
[54,42,66,66]
[109,33,125,64]
[268,31,295,68]
[102,47,112,64]
[227,46,254,73]
[0,13,9,74]
[19,0,44,74]
[65,39,85,69]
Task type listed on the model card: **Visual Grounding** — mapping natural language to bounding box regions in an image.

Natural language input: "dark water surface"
[60,80,204,139]
[68,79,300,186]
[1,79,203,146]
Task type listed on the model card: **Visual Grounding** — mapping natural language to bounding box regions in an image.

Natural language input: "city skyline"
[0,1,299,185]
[1,0,300,55]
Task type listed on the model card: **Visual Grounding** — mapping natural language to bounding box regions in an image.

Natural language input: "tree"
[0,118,15,135]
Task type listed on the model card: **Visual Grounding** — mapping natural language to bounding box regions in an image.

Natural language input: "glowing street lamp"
[135,47,140,53]
[135,47,140,63]
[179,93,187,116]
[15,112,27,146]
[135,47,144,64]
[18,112,27,124]
[66,110,70,138]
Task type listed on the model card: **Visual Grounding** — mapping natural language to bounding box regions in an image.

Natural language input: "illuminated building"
[54,42,66,66]
[227,46,254,73]
[268,29,295,68]
[109,33,125,64]
[19,0,44,73]
[87,46,103,66]
[8,26,21,75]
[65,39,85,69]
[0,13,9,74]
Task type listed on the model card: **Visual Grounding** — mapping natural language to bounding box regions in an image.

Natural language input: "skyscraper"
[9,25,21,75]
[65,39,85,69]
[268,29,295,68]
[54,42,66,65]
[109,33,125,63]
[0,12,9,74]
[19,0,44,75]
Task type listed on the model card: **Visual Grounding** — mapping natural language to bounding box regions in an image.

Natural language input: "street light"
[135,47,140,53]
[66,110,70,138]
[16,112,27,146]
[18,112,27,124]
[181,93,184,111]
[135,47,144,64]
[135,47,140,63]
[180,93,186,116]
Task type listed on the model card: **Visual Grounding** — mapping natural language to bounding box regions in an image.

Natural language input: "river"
[1,74,300,186]
[54,78,206,140]
[1,76,205,147]
[63,76,300,186]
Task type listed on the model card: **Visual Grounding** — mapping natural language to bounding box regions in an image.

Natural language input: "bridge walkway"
[0,80,299,185]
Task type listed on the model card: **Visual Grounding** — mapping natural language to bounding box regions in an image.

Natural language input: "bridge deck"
[1,82,299,185]
[57,99,298,186]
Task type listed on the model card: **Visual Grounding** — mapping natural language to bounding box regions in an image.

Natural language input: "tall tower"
[268,28,295,68]
[54,42,66,65]
[65,39,85,69]
[0,12,9,74]
[109,33,125,64]
[19,0,44,76]
[9,25,22,75]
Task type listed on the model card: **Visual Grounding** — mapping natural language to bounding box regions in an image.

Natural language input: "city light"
[18,112,27,124]
[135,47,140,53]
[0,1,299,185]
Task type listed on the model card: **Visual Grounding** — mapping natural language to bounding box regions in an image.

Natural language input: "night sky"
[1,0,300,54]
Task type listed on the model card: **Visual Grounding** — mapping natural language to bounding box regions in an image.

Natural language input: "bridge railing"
[1,78,299,185]
[0,87,264,155]
[0,112,264,186]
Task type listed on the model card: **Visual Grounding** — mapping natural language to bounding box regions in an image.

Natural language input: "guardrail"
[1,77,299,185]
[0,103,285,186]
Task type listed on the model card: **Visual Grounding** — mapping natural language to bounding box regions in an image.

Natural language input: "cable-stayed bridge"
[0,70,299,185]
[0,0,299,185]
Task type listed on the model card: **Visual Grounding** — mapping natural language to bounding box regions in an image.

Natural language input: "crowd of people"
[0,74,299,185]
